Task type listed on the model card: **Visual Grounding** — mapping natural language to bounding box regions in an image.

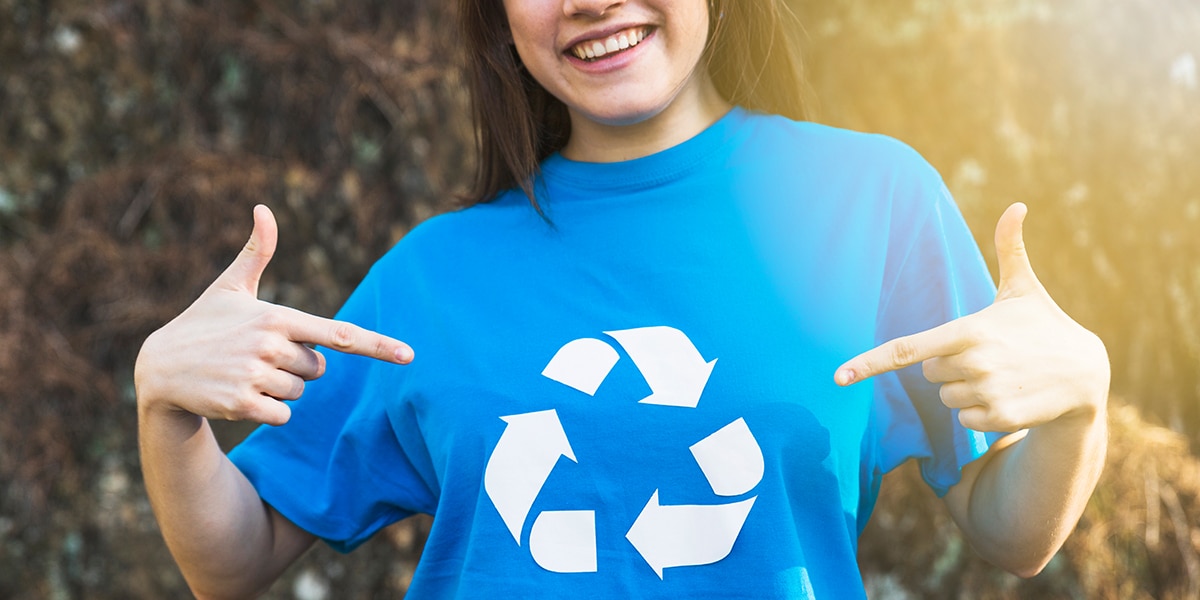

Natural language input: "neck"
[561,77,732,163]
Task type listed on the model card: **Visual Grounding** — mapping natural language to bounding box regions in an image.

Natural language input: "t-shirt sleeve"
[228,261,437,552]
[871,167,1006,497]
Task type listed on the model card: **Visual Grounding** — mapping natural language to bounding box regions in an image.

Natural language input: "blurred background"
[0,0,1197,598]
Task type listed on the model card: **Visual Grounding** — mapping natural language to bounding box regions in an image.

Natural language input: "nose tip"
[563,0,626,18]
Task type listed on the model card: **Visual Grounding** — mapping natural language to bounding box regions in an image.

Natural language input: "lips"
[567,26,651,62]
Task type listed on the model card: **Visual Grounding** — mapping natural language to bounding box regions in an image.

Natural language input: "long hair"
[457,0,808,208]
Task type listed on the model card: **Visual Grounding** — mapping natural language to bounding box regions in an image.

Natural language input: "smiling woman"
[504,0,717,140]
[459,0,806,208]
[136,0,1109,598]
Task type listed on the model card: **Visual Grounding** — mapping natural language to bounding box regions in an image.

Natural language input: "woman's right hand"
[134,204,413,426]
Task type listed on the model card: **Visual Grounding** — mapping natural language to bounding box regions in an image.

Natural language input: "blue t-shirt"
[230,107,1000,598]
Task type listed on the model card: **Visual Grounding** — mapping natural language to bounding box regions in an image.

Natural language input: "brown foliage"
[862,403,1200,600]
[0,0,466,596]
[2,0,1199,597]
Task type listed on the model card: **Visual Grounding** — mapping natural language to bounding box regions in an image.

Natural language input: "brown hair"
[457,0,808,208]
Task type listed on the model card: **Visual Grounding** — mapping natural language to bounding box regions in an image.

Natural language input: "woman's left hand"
[834,202,1110,433]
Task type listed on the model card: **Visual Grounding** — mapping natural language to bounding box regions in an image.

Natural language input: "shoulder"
[728,111,950,222]
[739,111,942,182]
[370,190,536,275]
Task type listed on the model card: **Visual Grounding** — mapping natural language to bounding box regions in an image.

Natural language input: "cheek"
[505,8,555,58]
[509,24,557,78]
[672,3,712,40]
[665,11,711,71]
[510,40,558,96]
[509,37,534,71]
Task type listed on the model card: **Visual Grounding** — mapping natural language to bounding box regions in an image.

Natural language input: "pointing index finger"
[835,318,970,386]
[279,306,414,364]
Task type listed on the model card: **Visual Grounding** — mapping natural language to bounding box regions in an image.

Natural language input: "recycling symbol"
[483,326,764,578]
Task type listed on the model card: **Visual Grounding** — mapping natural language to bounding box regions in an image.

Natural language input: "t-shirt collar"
[538,106,748,193]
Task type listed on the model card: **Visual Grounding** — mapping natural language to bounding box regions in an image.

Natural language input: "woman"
[136,0,1109,597]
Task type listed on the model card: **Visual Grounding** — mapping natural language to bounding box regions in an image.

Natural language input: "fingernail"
[395,346,414,363]
[835,368,855,386]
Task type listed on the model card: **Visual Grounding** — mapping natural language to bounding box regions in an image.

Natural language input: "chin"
[575,100,673,128]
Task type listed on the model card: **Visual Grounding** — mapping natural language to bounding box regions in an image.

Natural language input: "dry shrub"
[2,0,1199,597]
[0,147,445,597]
[861,401,1200,599]
[0,0,465,596]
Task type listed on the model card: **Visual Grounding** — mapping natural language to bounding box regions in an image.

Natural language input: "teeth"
[571,27,647,61]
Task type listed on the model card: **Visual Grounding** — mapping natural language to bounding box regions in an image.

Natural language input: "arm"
[137,403,315,599]
[136,205,413,598]
[837,203,1110,576]
[943,406,1107,576]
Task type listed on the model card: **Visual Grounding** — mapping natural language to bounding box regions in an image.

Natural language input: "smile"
[568,26,651,62]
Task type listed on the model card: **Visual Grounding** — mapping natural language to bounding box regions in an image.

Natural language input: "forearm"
[947,405,1108,577]
[138,404,312,598]
[131,206,408,597]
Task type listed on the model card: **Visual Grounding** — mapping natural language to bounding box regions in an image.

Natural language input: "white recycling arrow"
[605,326,717,408]
[530,510,597,573]
[689,418,764,497]
[625,491,757,579]
[541,338,619,396]
[484,409,577,544]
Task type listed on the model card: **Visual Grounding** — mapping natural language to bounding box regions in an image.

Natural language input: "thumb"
[216,204,278,295]
[994,202,1041,300]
